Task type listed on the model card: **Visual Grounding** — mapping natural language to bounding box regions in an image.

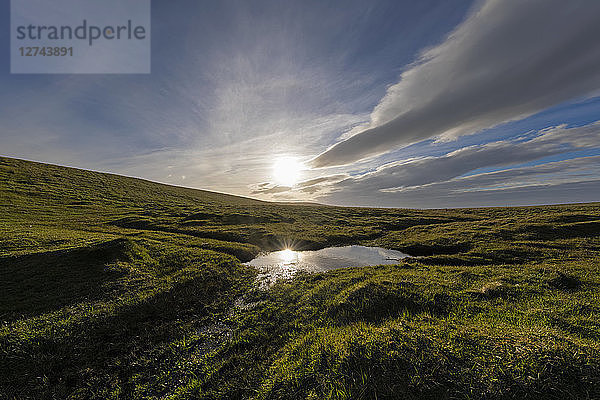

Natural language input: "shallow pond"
[245,245,409,287]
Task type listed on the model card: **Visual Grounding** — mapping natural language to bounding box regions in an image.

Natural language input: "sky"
[1,0,600,208]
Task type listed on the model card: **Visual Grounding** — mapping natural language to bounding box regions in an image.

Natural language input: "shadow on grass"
[0,256,252,399]
[0,239,131,321]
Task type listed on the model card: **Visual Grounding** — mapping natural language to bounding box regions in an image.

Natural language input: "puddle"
[245,245,409,288]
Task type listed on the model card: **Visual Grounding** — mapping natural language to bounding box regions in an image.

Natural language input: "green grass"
[1,156,599,399]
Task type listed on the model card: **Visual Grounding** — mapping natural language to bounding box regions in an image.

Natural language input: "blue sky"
[1,0,599,207]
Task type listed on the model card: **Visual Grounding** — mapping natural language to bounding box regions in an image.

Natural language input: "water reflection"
[279,248,298,264]
[246,245,409,288]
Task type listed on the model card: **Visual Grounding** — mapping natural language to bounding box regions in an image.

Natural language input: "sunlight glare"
[280,248,297,264]
[273,157,304,187]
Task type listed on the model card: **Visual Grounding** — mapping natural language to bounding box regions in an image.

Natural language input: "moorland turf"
[1,156,599,399]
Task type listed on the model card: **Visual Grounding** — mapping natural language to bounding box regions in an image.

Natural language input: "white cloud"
[312,0,600,167]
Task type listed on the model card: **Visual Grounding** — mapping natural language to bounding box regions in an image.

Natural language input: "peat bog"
[1,156,600,399]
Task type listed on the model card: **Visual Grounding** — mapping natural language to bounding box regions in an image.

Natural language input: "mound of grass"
[547,272,581,290]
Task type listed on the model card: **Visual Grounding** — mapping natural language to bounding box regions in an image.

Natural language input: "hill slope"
[1,156,600,399]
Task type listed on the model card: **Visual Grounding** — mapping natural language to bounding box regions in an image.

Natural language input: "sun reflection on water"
[246,245,409,289]
[279,248,298,264]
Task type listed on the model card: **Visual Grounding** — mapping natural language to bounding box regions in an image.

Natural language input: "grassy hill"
[1,156,599,399]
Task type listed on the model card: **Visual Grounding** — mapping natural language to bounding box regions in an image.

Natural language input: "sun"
[273,157,304,187]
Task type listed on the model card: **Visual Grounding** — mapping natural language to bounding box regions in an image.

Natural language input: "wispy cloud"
[324,156,600,208]
[312,0,600,167]
[267,121,600,206]
[252,174,347,195]
[337,122,600,191]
